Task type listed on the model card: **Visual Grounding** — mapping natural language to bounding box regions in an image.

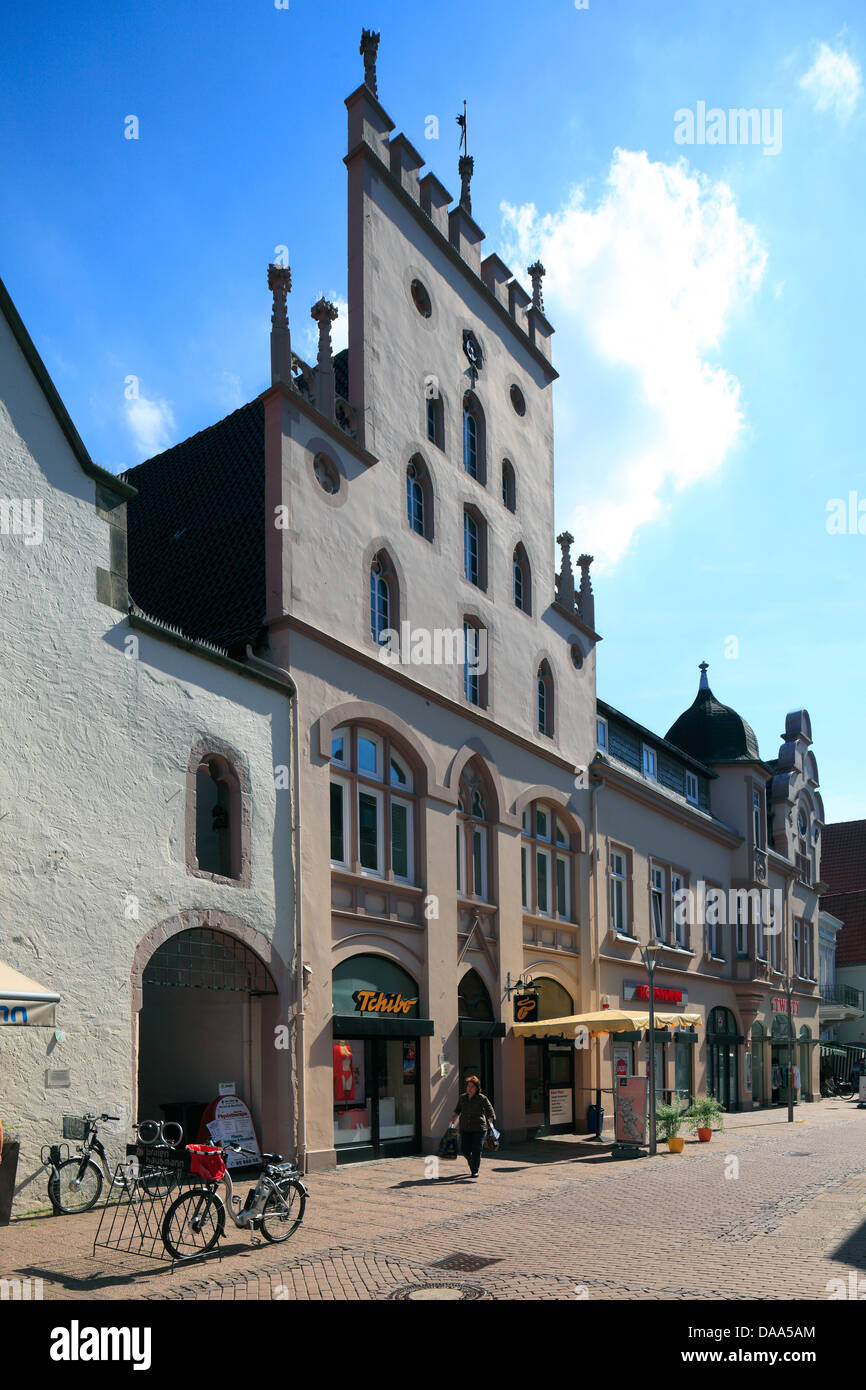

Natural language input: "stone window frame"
[186,737,252,888]
[607,841,634,938]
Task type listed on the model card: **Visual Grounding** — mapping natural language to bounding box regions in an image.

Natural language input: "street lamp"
[639,940,664,1156]
[780,972,796,1124]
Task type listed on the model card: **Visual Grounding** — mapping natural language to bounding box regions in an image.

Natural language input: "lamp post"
[782,973,796,1124]
[640,941,663,1156]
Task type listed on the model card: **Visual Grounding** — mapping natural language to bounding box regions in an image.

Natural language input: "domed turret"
[665,663,761,765]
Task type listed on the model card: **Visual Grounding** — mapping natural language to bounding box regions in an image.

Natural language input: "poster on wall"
[614,1076,647,1145]
[549,1087,573,1125]
[402,1041,417,1085]
[200,1094,262,1169]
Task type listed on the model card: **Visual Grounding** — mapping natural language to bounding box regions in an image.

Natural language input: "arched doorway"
[707,1007,741,1111]
[458,969,503,1100]
[522,978,575,1135]
[137,926,279,1148]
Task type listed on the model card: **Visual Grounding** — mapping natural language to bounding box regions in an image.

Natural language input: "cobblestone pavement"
[4,1100,866,1301]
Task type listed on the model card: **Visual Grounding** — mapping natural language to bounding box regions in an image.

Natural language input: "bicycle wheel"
[49,1157,104,1214]
[161,1188,225,1260]
[259,1179,306,1242]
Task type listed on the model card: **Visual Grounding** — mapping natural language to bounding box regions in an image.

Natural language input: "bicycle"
[160,1142,308,1260]
[44,1115,183,1215]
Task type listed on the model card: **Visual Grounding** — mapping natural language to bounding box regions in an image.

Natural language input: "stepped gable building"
[125,31,600,1166]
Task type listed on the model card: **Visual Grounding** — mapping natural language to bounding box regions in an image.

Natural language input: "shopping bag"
[437,1129,459,1160]
[484,1126,500,1152]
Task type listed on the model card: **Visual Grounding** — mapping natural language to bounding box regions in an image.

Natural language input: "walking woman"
[450,1075,496,1178]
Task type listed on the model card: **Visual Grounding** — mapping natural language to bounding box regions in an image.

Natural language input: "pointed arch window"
[194,754,240,880]
[370,550,398,643]
[406,456,433,540]
[462,392,486,484]
[457,766,493,903]
[501,459,516,512]
[513,544,531,613]
[537,661,554,736]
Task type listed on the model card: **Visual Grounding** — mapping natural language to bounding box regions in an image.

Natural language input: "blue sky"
[2,0,864,821]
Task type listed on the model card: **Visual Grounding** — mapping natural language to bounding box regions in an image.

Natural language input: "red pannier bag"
[185,1145,226,1181]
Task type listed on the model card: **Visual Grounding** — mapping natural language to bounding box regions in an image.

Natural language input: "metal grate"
[432,1252,503,1273]
[143,928,276,994]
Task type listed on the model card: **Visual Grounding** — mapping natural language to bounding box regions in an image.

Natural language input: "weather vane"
[456,100,468,156]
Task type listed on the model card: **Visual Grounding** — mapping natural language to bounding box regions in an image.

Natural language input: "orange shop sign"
[352,989,418,1015]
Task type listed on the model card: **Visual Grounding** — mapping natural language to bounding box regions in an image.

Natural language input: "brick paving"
[3,1099,866,1301]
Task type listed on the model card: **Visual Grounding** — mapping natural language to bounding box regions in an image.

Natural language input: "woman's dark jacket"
[455,1090,496,1133]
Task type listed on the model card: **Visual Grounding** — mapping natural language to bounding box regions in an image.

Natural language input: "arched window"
[462,392,486,484]
[370,550,397,643]
[463,507,487,589]
[457,765,494,903]
[458,968,494,1022]
[330,726,418,884]
[426,385,444,450]
[462,618,488,708]
[513,544,531,613]
[521,801,575,920]
[406,456,433,540]
[532,977,574,1020]
[501,459,516,512]
[194,754,240,879]
[537,661,554,736]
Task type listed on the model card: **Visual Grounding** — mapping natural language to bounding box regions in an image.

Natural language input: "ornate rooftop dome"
[665,663,761,765]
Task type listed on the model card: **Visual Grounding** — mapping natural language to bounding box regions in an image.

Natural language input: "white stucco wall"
[0,307,294,1210]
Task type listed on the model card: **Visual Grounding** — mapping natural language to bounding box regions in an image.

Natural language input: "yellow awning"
[513,1009,703,1037]
[0,960,60,1026]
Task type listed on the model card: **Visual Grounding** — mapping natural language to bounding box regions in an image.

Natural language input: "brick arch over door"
[131,909,291,1153]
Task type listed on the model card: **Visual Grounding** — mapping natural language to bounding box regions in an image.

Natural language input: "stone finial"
[311,297,338,418]
[577,553,595,627]
[699,660,709,690]
[556,531,575,610]
[268,263,292,385]
[528,261,546,312]
[458,154,474,213]
[360,28,380,96]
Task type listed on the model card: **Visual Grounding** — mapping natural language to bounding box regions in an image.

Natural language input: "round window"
[313,453,340,495]
[510,384,526,416]
[411,279,432,318]
[570,643,583,670]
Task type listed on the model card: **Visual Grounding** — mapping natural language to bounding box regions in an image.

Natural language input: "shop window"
[329,726,418,884]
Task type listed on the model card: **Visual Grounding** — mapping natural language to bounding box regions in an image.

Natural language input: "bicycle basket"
[185,1145,226,1182]
[62,1116,88,1141]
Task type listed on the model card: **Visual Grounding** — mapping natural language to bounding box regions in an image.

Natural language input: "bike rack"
[92,1150,197,1267]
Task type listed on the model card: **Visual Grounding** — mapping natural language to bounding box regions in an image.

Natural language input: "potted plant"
[686,1095,726,1142]
[655,1097,688,1153]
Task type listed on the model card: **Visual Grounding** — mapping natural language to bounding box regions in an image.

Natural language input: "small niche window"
[510,384,526,416]
[194,754,240,880]
[501,459,516,512]
[537,661,554,736]
[425,377,444,449]
[313,452,340,495]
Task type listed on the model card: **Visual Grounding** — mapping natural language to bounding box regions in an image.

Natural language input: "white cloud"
[500,149,767,568]
[799,42,862,122]
[124,391,176,458]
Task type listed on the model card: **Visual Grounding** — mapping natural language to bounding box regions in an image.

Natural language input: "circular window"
[411,279,432,318]
[570,643,583,670]
[510,384,526,416]
[313,453,340,495]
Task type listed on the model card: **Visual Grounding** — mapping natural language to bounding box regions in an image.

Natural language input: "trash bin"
[587,1104,605,1136]
[0,1141,21,1226]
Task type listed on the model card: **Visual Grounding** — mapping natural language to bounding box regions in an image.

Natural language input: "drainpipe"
[589,771,604,1139]
[245,647,306,1170]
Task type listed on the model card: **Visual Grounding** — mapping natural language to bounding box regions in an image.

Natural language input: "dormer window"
[642,745,657,780]
[685,771,698,805]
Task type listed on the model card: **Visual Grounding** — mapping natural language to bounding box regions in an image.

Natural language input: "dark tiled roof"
[666,682,761,765]
[124,400,265,653]
[822,821,866,895]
